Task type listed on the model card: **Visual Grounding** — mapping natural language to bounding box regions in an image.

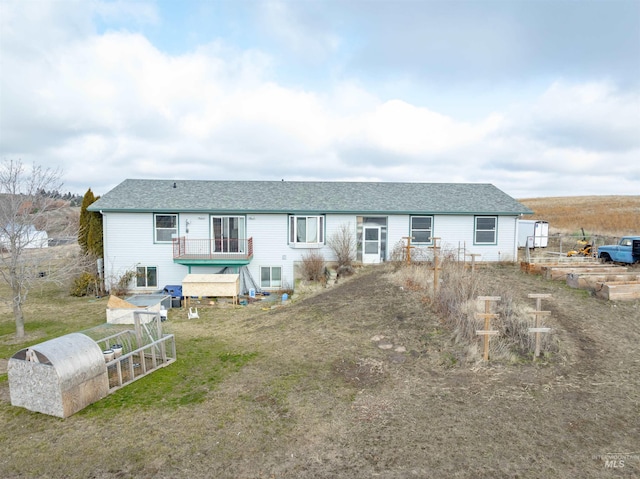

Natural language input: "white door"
[363,226,381,264]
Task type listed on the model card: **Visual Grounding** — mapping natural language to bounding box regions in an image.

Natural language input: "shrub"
[109,269,136,297]
[70,272,100,297]
[300,250,326,282]
[327,223,356,271]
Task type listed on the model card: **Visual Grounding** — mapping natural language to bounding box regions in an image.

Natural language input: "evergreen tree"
[78,188,95,253]
[86,199,103,257]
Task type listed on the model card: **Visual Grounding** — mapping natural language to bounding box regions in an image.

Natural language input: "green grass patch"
[0,281,106,358]
[0,317,104,359]
[83,338,258,415]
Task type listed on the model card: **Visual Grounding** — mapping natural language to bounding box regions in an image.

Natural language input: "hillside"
[519,195,640,237]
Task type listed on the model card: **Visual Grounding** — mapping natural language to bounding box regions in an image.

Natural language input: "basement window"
[136,266,157,288]
[261,266,282,289]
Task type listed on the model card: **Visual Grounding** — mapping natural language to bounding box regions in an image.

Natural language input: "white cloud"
[1,0,638,198]
[527,81,640,151]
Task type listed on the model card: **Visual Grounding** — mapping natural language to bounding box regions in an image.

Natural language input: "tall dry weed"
[388,256,559,362]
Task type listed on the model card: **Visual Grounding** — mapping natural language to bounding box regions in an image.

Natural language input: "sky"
[1,0,639,199]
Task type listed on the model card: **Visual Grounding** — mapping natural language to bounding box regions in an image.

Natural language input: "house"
[0,223,49,250]
[88,180,532,294]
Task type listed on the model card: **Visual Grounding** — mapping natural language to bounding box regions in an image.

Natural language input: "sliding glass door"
[211,216,245,253]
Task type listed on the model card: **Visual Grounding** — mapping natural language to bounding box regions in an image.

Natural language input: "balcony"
[172,237,253,266]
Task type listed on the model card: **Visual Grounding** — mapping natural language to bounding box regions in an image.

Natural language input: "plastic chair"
[188,307,199,319]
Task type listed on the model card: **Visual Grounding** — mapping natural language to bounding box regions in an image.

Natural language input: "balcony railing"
[173,237,253,261]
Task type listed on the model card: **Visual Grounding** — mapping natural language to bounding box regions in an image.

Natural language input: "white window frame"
[410,216,433,244]
[474,216,497,245]
[260,266,282,289]
[154,214,178,243]
[289,215,324,247]
[136,266,158,288]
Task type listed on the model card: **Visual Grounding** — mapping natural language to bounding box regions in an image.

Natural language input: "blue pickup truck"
[598,236,640,264]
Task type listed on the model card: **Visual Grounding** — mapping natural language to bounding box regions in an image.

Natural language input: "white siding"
[324,214,358,262]
[246,214,293,289]
[387,215,409,260]
[101,211,520,294]
[248,214,356,289]
[102,212,190,292]
[386,214,519,263]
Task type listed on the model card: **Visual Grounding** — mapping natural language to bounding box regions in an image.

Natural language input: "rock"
[390,353,406,363]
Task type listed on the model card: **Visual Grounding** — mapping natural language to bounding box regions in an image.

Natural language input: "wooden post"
[475,296,501,361]
[527,293,552,358]
[133,313,145,375]
[466,253,481,273]
[402,236,415,265]
[430,238,442,298]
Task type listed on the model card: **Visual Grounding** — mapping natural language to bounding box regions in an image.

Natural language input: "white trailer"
[518,220,549,248]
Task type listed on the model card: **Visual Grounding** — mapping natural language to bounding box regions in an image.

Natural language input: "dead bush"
[327,223,356,272]
[388,255,559,362]
[300,250,326,282]
[108,269,136,297]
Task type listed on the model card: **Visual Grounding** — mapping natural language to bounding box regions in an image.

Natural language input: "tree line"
[37,188,84,206]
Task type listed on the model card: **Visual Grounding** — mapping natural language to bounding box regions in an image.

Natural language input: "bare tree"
[328,223,357,274]
[0,159,73,337]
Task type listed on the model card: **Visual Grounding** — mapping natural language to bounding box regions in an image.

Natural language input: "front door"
[211,216,245,253]
[363,226,381,264]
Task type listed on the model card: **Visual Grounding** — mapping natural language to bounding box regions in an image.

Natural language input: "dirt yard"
[1,263,638,478]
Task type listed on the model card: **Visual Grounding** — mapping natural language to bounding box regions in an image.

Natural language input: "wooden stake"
[527,293,552,358]
[466,253,481,273]
[430,238,442,298]
[402,236,415,265]
[475,296,501,361]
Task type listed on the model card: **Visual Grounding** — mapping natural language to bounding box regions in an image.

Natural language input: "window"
[155,214,177,242]
[261,266,282,289]
[475,216,497,244]
[136,266,157,288]
[410,216,433,244]
[289,216,324,245]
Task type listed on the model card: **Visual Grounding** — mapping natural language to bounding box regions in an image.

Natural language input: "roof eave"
[91,208,531,215]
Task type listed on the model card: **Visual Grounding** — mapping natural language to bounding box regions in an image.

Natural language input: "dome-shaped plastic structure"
[8,333,109,418]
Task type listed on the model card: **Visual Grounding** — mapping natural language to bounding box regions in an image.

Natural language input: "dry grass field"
[0,196,638,478]
[520,195,640,236]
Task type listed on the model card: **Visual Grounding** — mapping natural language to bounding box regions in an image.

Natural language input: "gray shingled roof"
[88,179,532,215]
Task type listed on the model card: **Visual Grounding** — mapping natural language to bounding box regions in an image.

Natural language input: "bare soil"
[1,263,639,478]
